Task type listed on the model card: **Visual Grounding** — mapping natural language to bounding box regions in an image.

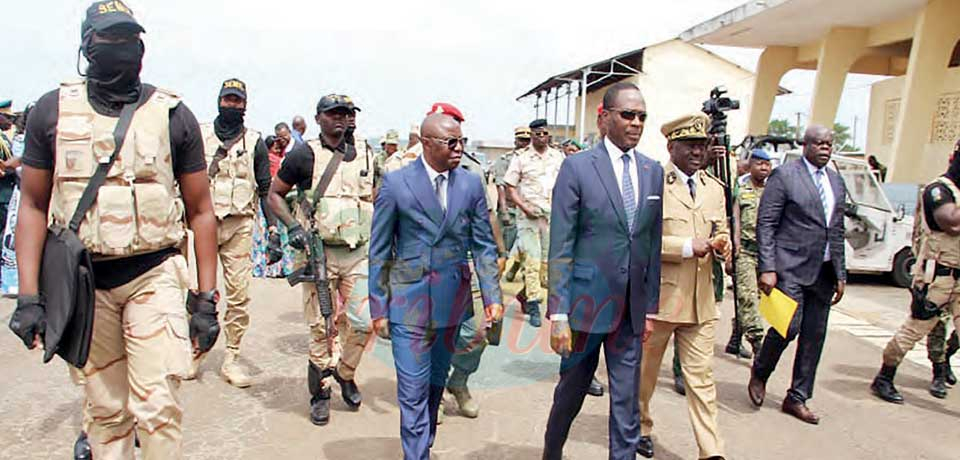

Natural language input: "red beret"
[427,102,465,123]
[597,103,603,116]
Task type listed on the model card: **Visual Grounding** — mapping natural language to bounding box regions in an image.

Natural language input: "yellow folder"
[759,288,799,338]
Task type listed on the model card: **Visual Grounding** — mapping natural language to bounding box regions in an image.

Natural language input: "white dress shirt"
[802,157,835,261]
[421,155,449,211]
[670,163,699,259]
[604,137,640,210]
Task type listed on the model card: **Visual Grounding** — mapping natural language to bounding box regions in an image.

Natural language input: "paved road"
[0,274,957,460]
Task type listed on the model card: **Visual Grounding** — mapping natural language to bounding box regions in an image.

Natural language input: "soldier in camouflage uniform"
[268,94,374,426]
[728,149,771,359]
[492,127,530,282]
[373,129,400,190]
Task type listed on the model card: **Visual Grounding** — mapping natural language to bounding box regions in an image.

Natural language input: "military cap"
[0,100,12,117]
[529,119,548,130]
[750,148,771,161]
[597,103,604,116]
[514,126,531,139]
[219,78,247,100]
[661,113,709,141]
[82,1,144,37]
[317,94,360,113]
[562,139,583,150]
[427,102,465,123]
[383,130,400,145]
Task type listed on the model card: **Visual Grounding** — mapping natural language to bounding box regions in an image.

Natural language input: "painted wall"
[865,66,960,183]
[576,39,757,164]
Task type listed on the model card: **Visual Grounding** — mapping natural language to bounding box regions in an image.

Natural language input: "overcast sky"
[5,0,878,147]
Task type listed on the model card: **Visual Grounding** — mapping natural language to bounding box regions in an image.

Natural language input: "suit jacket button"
[620,267,627,274]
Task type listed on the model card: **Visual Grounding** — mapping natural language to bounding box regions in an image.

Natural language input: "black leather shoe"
[310,387,332,426]
[587,377,604,397]
[673,373,686,396]
[333,368,362,409]
[947,365,957,386]
[74,432,91,460]
[636,436,654,458]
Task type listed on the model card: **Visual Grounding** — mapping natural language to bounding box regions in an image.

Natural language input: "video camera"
[701,86,741,147]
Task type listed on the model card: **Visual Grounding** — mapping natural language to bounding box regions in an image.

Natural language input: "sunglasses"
[425,136,468,149]
[532,131,550,137]
[607,108,648,122]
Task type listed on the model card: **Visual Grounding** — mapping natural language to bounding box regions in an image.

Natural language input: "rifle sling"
[207,128,247,178]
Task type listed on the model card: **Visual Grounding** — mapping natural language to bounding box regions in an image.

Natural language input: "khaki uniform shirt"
[502,146,564,216]
[655,163,729,324]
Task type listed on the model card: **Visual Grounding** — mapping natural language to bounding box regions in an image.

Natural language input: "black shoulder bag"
[40,94,142,368]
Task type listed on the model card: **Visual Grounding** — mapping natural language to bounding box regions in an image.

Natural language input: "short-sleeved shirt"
[502,146,564,216]
[491,150,516,186]
[923,179,957,233]
[22,84,206,289]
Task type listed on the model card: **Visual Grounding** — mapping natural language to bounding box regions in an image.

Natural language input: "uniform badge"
[932,187,943,202]
[667,171,677,184]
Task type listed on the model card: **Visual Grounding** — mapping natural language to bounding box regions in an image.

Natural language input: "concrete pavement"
[0,275,958,460]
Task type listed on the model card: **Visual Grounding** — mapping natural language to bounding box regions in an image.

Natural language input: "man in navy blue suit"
[368,103,503,460]
[542,82,664,460]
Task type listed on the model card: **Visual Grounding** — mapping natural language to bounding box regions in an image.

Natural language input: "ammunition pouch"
[910,285,941,320]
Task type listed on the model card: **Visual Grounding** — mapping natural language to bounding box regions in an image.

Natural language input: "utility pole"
[795,112,802,140]
[853,115,859,151]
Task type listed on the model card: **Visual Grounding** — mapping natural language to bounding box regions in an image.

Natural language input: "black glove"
[288,224,308,251]
[9,294,46,349]
[187,290,220,354]
[267,231,284,265]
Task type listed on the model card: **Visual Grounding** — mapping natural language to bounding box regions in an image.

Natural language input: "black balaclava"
[214,105,245,141]
[82,34,144,106]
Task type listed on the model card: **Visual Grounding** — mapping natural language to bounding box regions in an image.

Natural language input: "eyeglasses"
[425,136,468,149]
[607,108,648,122]
[532,131,550,137]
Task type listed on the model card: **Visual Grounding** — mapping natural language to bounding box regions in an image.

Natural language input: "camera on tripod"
[701,86,741,147]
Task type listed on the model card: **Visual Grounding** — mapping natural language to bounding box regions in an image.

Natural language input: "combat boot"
[333,367,362,410]
[73,431,91,460]
[930,362,949,399]
[308,362,331,426]
[527,300,542,328]
[447,385,479,418]
[871,364,904,404]
[220,350,253,388]
[724,324,752,359]
[946,332,958,385]
[516,291,529,315]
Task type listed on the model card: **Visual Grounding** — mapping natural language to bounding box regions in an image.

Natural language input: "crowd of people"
[7,2,960,460]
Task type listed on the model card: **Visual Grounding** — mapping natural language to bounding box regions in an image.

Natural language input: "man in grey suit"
[748,125,847,425]
[542,82,663,460]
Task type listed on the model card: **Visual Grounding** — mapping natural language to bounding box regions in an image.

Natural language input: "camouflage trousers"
[80,255,192,460]
[733,251,766,342]
[302,243,372,383]
[449,264,489,387]
[927,310,954,363]
[217,215,254,353]
[516,215,549,304]
[884,274,960,367]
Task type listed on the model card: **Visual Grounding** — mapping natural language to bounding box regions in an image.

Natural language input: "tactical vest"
[916,177,960,269]
[50,81,185,258]
[200,123,261,219]
[298,138,374,248]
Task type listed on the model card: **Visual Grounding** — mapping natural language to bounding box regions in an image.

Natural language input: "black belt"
[935,263,960,280]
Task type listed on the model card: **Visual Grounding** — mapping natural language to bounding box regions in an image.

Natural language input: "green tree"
[833,122,857,151]
[768,118,796,137]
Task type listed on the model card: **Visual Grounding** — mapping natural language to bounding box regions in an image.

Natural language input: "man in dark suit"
[749,124,847,425]
[368,104,503,460]
[542,82,663,460]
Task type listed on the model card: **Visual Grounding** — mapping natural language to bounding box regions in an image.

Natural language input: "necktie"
[687,177,697,201]
[435,174,446,213]
[621,154,636,233]
[815,170,829,219]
